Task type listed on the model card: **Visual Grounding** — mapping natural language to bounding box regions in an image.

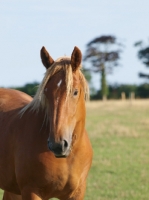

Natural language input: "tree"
[83,35,122,98]
[134,40,149,79]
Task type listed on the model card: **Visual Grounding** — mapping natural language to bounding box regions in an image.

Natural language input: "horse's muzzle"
[47,139,70,158]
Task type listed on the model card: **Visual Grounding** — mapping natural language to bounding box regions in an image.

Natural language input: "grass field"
[85,99,149,200]
[0,99,149,199]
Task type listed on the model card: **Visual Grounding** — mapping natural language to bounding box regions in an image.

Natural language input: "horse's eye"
[73,90,78,96]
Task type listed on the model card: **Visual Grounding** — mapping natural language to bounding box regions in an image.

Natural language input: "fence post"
[121,92,126,100]
[129,92,135,105]
[102,95,107,102]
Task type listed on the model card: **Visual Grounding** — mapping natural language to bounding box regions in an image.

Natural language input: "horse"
[0,46,93,200]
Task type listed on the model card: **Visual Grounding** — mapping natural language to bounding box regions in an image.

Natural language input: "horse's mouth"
[55,155,67,158]
[55,148,72,158]
[54,149,70,158]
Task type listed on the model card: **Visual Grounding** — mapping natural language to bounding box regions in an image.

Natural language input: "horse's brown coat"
[0,47,93,200]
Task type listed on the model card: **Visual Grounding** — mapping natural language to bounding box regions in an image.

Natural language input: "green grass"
[1,100,149,199]
[85,100,149,200]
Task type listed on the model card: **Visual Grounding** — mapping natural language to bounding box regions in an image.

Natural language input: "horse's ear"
[71,46,82,71]
[40,46,54,69]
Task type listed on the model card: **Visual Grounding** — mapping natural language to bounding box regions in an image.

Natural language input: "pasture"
[0,99,149,199]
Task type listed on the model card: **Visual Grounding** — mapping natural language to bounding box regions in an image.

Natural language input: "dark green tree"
[134,40,149,79]
[84,35,122,98]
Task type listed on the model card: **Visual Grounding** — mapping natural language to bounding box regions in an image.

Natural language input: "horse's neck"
[22,106,49,133]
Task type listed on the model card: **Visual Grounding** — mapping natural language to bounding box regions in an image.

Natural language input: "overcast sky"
[0,0,149,89]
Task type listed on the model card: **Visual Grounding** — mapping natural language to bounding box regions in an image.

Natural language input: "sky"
[0,0,149,90]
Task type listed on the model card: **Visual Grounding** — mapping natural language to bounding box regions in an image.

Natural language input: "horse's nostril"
[47,140,53,151]
[64,140,68,148]
[62,140,68,152]
[48,138,70,156]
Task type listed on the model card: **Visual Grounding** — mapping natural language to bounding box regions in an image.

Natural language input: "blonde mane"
[20,57,89,115]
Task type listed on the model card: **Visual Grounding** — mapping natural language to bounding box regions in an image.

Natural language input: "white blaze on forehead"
[57,79,62,87]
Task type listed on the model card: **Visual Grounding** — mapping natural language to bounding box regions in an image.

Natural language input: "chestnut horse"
[0,46,93,200]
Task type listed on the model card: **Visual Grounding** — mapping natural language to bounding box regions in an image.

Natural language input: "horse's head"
[40,46,88,158]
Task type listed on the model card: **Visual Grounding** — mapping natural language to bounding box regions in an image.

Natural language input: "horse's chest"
[45,165,80,191]
[54,175,79,194]
[41,163,80,195]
